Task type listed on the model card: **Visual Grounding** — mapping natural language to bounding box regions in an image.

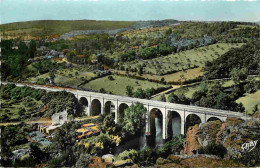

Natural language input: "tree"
[30,143,47,164]
[231,68,248,84]
[75,153,90,168]
[122,103,146,135]
[168,93,190,105]
[99,114,115,133]
[199,77,208,93]
[126,85,134,97]
[108,76,114,80]
[139,147,158,166]
[160,95,166,102]
[49,69,56,84]
[29,40,37,58]
[133,88,145,99]
[138,65,143,75]
[166,28,172,36]
[53,122,77,153]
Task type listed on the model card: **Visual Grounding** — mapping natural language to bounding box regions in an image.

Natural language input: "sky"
[0,0,260,24]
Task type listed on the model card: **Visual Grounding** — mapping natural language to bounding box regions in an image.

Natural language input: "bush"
[158,135,184,158]
[138,147,158,166]
[198,142,227,158]
[117,149,139,163]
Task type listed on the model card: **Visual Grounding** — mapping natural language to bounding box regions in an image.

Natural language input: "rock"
[181,117,259,160]
[181,124,202,155]
[253,111,260,119]
[168,155,182,163]
[113,159,133,167]
[102,154,114,163]
[156,157,171,165]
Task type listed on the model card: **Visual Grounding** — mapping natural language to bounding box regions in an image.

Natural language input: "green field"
[236,90,260,115]
[113,67,204,83]
[123,43,243,75]
[152,79,238,101]
[0,20,135,37]
[82,75,168,96]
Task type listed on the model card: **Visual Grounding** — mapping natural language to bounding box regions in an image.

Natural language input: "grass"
[82,75,168,96]
[0,20,135,38]
[236,90,260,115]
[123,43,243,75]
[113,67,204,83]
[152,79,238,101]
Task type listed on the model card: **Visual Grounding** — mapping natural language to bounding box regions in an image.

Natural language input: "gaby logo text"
[241,140,258,153]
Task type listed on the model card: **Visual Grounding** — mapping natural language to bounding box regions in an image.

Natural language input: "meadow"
[82,75,168,96]
[113,67,204,83]
[236,90,260,115]
[123,43,243,75]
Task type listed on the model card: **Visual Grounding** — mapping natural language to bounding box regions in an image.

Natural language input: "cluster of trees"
[0,84,83,122]
[100,103,146,137]
[191,80,245,112]
[126,86,157,99]
[166,35,216,52]
[0,39,67,82]
[41,91,78,117]
[173,22,254,39]
[1,40,29,79]
[0,84,46,122]
[114,135,184,167]
[205,41,260,79]
[0,123,40,167]
[46,122,92,167]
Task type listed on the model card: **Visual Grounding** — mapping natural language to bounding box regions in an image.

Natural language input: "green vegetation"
[198,142,227,158]
[205,41,260,79]
[0,20,135,38]
[82,75,168,96]
[0,84,82,122]
[236,90,260,115]
[27,66,97,88]
[123,43,243,75]
[0,84,46,122]
[121,103,146,135]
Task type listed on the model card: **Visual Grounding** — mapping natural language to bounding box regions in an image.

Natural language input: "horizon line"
[1,18,258,25]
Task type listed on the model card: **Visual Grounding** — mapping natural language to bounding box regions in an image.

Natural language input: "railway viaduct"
[6,83,244,139]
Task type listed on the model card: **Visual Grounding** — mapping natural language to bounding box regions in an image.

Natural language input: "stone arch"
[185,114,202,133]
[79,97,88,107]
[105,101,116,118]
[207,117,222,122]
[118,103,129,123]
[167,111,182,138]
[150,108,163,138]
[79,97,89,115]
[91,99,101,116]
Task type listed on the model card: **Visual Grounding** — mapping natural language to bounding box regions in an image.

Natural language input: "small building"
[52,110,68,125]
[39,110,68,135]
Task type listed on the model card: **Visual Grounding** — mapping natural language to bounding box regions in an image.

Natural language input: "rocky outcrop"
[253,111,260,119]
[182,117,260,159]
[181,124,201,154]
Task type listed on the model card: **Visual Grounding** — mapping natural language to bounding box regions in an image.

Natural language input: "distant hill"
[257,22,260,26]
[0,19,179,39]
[0,20,136,38]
